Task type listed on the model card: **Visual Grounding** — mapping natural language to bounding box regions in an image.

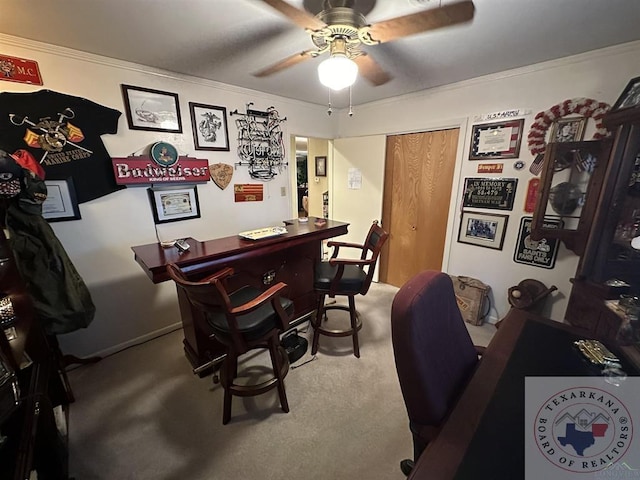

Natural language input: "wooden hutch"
[532,77,640,366]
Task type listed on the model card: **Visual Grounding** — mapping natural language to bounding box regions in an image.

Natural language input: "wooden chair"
[391,270,484,475]
[166,264,293,425]
[311,220,389,358]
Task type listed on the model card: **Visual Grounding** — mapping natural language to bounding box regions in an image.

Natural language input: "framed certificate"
[469,119,524,160]
[42,178,81,222]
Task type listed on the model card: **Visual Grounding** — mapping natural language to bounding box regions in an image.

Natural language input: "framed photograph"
[612,76,640,111]
[469,119,524,160]
[121,84,182,133]
[457,210,509,250]
[42,178,81,221]
[548,117,586,143]
[148,185,200,224]
[315,156,327,177]
[189,102,230,151]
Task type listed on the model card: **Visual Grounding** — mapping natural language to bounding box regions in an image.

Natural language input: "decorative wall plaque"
[513,216,562,269]
[462,177,518,210]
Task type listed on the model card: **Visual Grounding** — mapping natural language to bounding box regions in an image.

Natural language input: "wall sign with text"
[0,54,43,85]
[513,216,562,269]
[462,177,518,210]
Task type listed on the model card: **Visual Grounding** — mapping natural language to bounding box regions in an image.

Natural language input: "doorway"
[290,135,330,219]
[379,128,460,287]
[295,136,309,217]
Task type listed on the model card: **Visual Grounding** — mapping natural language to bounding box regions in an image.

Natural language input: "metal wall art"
[230,103,287,180]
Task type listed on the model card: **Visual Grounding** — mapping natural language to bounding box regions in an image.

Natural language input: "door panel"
[380,129,459,287]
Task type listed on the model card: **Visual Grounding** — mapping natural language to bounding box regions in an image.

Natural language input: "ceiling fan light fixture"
[317,53,358,91]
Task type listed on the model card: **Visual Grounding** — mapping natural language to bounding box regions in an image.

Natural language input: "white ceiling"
[1,0,639,107]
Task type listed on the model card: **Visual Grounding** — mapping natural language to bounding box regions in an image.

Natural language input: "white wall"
[330,41,640,322]
[0,34,333,357]
[3,32,640,356]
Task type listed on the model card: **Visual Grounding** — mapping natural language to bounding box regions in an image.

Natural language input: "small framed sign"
[469,119,524,160]
[513,216,562,269]
[462,177,518,211]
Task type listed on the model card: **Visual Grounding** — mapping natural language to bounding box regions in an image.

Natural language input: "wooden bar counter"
[132,218,349,371]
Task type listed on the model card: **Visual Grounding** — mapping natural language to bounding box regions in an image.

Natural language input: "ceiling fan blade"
[354,54,391,86]
[259,0,327,30]
[253,50,317,77]
[366,0,475,44]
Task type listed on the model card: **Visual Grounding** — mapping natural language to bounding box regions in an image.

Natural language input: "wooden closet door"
[380,128,459,287]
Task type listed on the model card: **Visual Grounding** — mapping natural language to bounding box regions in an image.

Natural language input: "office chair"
[391,270,483,475]
[166,264,293,425]
[311,220,389,358]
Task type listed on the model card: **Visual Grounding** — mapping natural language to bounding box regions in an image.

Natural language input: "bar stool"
[311,221,388,358]
[167,264,293,424]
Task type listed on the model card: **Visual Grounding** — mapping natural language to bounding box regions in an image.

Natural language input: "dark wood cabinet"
[562,100,640,351]
[0,231,71,480]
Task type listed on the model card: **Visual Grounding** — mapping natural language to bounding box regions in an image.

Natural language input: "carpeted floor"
[67,282,495,480]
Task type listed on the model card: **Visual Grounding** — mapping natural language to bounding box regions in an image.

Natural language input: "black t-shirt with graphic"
[0,89,123,203]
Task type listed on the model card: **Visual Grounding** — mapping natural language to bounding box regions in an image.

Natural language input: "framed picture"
[121,84,182,133]
[548,117,586,143]
[42,178,81,222]
[457,210,509,250]
[612,76,640,111]
[189,102,230,151]
[469,119,524,160]
[148,185,200,224]
[315,156,327,177]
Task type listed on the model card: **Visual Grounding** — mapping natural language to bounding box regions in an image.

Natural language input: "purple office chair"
[391,271,483,475]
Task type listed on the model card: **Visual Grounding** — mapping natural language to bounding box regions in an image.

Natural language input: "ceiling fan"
[254,0,475,90]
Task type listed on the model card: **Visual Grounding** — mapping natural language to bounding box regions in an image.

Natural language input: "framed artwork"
[457,210,509,250]
[148,185,200,224]
[189,102,230,151]
[315,156,327,177]
[548,117,586,143]
[612,76,640,111]
[42,178,81,221]
[469,119,524,160]
[121,84,182,133]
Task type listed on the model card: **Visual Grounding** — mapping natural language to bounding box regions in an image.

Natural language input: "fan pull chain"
[348,85,354,117]
[327,88,332,116]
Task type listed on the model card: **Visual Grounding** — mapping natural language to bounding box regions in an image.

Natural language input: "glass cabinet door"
[591,127,640,286]
[531,140,610,255]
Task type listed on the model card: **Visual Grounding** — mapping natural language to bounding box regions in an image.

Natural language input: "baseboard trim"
[89,323,183,360]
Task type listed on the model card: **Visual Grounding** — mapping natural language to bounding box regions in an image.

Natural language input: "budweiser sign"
[112,156,210,185]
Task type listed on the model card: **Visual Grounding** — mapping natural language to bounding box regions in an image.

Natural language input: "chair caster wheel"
[400,459,415,476]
